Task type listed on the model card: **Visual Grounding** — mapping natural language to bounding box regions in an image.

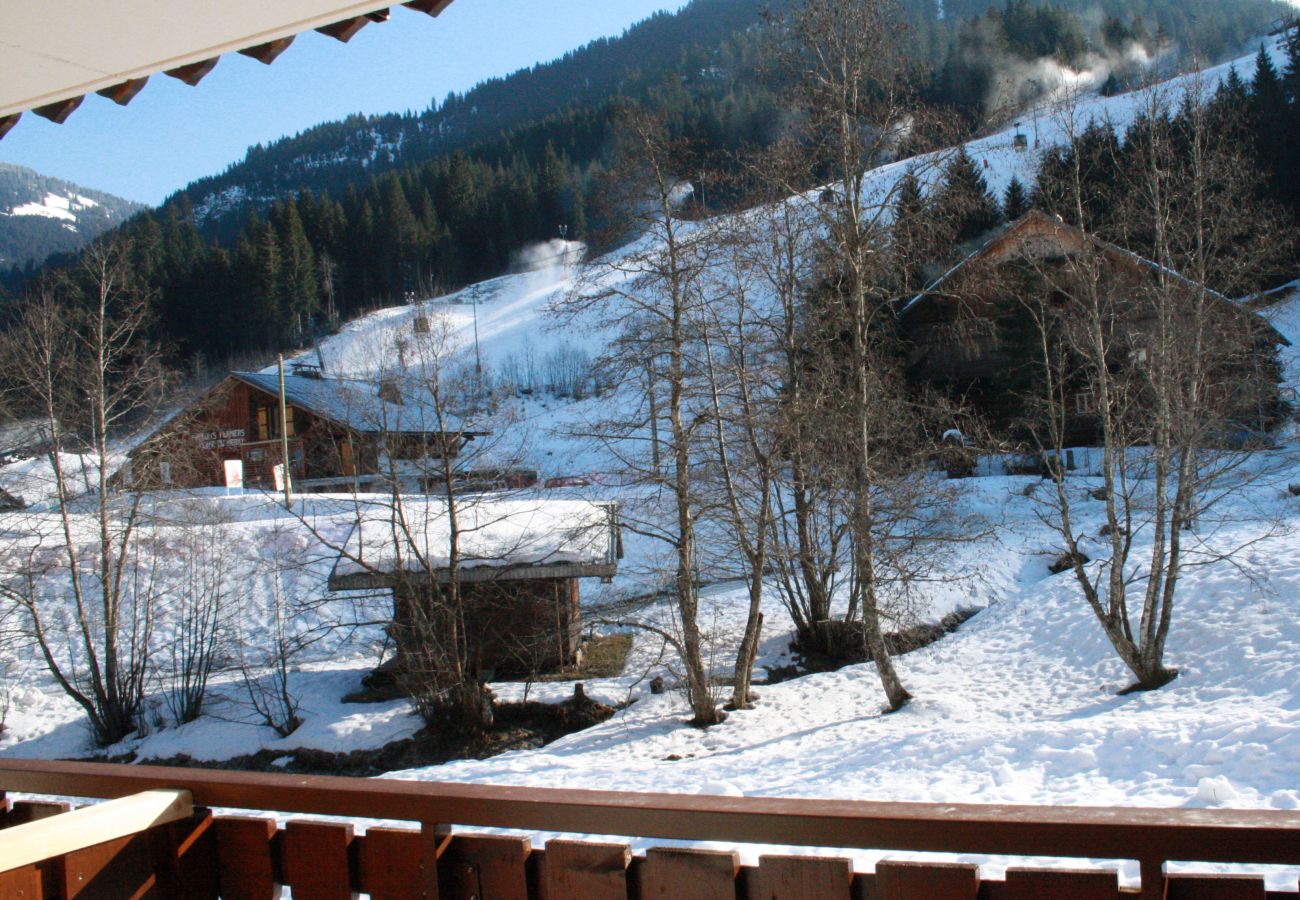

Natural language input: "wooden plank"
[1164,874,1267,899]
[1004,867,1118,899]
[281,819,357,900]
[441,833,532,900]
[0,864,43,900]
[167,810,219,900]
[640,846,738,900]
[754,854,853,900]
[357,827,423,900]
[544,839,630,900]
[875,860,979,899]
[214,817,279,900]
[0,790,191,875]
[61,829,166,899]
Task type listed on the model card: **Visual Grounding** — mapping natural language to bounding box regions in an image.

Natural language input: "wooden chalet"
[329,500,621,677]
[898,210,1288,444]
[134,367,485,491]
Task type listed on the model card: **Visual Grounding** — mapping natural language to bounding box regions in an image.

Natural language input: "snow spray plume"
[511,239,587,296]
[987,41,1162,117]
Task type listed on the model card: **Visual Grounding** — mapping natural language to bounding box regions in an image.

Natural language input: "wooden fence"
[1,758,1298,899]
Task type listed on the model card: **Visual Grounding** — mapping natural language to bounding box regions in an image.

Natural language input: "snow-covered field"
[2,36,1300,889]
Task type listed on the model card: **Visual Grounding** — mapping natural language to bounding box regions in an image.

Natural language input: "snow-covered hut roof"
[328,498,620,589]
[231,371,483,437]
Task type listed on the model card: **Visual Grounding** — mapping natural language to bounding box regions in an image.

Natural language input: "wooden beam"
[96,77,149,106]
[165,58,219,86]
[316,16,372,42]
[405,0,455,16]
[0,114,20,140]
[32,96,83,124]
[238,37,296,65]
[0,789,192,875]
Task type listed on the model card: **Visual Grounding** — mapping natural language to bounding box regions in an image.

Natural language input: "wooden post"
[278,355,292,511]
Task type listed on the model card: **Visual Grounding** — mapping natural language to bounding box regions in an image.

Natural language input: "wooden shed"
[328,500,621,677]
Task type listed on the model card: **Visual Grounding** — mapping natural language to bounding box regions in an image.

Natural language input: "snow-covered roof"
[329,498,619,588]
[231,371,483,437]
[898,210,1251,325]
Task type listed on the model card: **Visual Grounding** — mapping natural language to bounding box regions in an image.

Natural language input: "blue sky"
[0,1,690,206]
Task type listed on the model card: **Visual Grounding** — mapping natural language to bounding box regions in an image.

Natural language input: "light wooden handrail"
[0,788,192,874]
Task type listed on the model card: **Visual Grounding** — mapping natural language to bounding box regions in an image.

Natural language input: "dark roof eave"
[329,560,618,591]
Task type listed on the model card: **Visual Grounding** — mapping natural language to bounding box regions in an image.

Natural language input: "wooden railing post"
[421,821,448,900]
[1140,856,1165,900]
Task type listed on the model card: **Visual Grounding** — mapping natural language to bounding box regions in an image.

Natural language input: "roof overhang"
[0,0,455,137]
[330,560,619,591]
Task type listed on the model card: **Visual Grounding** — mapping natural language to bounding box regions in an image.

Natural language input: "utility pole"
[278,354,293,511]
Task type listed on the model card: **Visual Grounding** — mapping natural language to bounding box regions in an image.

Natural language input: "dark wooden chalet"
[133,368,485,491]
[898,210,1288,444]
[328,500,621,677]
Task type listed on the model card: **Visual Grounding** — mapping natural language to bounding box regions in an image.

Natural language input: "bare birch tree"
[0,237,171,745]
[561,105,726,725]
[768,0,951,710]
[1026,82,1291,690]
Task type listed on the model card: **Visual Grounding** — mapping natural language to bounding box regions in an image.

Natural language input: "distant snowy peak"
[6,191,102,228]
[0,164,143,268]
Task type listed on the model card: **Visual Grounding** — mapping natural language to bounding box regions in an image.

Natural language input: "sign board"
[273,463,291,493]
[224,459,244,490]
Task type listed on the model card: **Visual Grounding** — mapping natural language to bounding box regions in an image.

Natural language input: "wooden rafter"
[405,0,455,16]
[238,36,296,65]
[96,77,150,106]
[165,57,220,86]
[316,16,373,43]
[32,96,82,123]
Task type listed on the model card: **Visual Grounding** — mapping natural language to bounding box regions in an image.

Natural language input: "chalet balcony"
[1,759,1298,899]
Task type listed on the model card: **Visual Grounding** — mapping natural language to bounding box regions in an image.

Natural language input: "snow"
[2,190,102,228]
[333,497,618,579]
[3,33,1300,889]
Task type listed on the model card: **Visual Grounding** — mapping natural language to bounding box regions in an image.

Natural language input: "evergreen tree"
[936,147,1003,244]
[1003,176,1029,221]
[892,170,937,295]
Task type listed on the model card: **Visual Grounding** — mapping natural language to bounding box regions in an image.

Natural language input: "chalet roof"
[328,499,620,589]
[0,0,454,139]
[230,371,484,437]
[897,211,1287,345]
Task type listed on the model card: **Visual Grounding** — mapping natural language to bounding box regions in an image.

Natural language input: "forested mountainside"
[1,0,1290,367]
[0,164,143,270]
[168,0,1288,240]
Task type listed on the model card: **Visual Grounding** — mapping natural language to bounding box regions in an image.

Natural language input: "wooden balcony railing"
[1,758,1298,899]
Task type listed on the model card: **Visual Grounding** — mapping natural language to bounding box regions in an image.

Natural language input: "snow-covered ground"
[3,35,1300,889]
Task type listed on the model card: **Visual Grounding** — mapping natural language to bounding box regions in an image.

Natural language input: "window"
[1074,391,1097,415]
